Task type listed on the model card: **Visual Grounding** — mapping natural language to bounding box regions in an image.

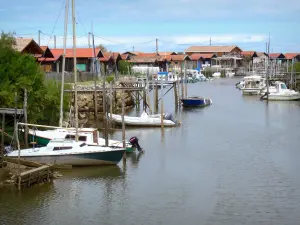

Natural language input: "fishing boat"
[260,81,300,101]
[236,75,262,89]
[108,111,178,127]
[26,127,135,152]
[7,138,125,166]
[240,76,266,95]
[181,97,212,107]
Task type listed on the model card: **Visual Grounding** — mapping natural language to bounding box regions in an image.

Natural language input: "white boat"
[26,127,134,151]
[212,72,221,77]
[260,81,300,101]
[236,75,263,89]
[240,76,266,95]
[108,111,178,127]
[7,138,125,166]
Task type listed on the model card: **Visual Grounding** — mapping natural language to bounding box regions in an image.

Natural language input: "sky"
[0,0,299,53]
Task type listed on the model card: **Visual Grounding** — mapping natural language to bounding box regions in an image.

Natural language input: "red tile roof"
[38,54,62,62]
[284,53,300,60]
[137,53,158,57]
[51,48,103,58]
[241,51,257,57]
[121,54,130,60]
[190,53,216,60]
[99,52,121,62]
[158,52,177,56]
[170,55,191,61]
[185,45,242,53]
[269,53,285,59]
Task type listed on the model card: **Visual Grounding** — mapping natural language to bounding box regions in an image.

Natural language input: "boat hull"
[181,98,212,107]
[8,150,125,166]
[261,94,300,101]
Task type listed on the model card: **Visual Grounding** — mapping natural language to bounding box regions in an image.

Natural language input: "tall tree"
[0,32,68,125]
[97,44,107,52]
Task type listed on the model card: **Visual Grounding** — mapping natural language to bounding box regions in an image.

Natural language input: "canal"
[1,78,300,225]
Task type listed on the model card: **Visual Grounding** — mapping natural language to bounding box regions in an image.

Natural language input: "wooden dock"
[15,165,53,190]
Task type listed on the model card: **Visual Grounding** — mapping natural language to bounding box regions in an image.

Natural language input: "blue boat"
[181,97,212,107]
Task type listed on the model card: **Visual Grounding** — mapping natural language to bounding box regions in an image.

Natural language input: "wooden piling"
[109,82,113,127]
[102,77,108,146]
[181,71,184,98]
[184,60,187,97]
[121,91,126,163]
[24,89,28,148]
[142,88,146,111]
[93,93,98,128]
[154,82,158,113]
[160,77,164,130]
[1,113,4,167]
[174,81,178,108]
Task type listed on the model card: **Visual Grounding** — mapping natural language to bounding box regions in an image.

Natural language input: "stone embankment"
[68,83,135,125]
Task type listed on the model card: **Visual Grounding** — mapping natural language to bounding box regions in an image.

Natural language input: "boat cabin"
[244,77,266,89]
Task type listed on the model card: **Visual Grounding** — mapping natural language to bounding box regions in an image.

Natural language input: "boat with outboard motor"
[6,138,125,166]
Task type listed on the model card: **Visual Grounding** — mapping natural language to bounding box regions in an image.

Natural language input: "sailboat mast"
[72,0,78,140]
[59,0,69,127]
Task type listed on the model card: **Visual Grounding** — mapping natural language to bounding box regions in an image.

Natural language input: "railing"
[45,72,97,83]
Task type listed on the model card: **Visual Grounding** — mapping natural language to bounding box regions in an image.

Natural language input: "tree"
[118,60,132,75]
[0,32,69,125]
[97,44,107,52]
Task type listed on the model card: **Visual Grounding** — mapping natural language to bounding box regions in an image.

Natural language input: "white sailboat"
[22,0,134,152]
[7,138,125,166]
[8,0,126,166]
[260,81,300,101]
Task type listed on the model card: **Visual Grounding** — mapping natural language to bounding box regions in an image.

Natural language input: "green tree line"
[0,32,68,125]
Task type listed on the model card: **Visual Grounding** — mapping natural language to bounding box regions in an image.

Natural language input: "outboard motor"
[4,145,13,155]
[163,112,175,122]
[129,136,144,152]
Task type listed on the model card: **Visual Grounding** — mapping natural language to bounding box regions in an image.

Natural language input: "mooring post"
[174,82,178,108]
[1,113,5,167]
[184,60,187,97]
[109,82,113,128]
[181,71,184,99]
[154,82,158,113]
[160,76,164,130]
[121,91,126,163]
[136,91,140,108]
[142,87,146,112]
[24,89,28,148]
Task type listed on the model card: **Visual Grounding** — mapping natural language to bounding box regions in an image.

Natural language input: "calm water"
[1,78,300,225]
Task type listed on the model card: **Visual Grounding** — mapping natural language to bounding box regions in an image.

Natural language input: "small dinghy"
[109,111,178,127]
[181,96,212,107]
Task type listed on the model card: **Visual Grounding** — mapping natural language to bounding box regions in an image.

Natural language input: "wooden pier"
[15,165,53,190]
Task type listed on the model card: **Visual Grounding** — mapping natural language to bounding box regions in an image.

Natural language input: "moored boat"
[181,97,212,107]
[260,81,300,101]
[109,111,178,127]
[6,139,125,166]
[26,127,135,153]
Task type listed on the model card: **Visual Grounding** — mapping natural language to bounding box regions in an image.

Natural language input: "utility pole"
[88,32,91,48]
[54,35,57,49]
[156,38,158,55]
[38,30,41,45]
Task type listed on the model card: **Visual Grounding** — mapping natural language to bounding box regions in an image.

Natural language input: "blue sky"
[0,0,299,53]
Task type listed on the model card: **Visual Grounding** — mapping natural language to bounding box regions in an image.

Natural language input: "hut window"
[79,136,87,141]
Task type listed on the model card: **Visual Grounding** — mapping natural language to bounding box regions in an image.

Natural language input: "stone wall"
[68,84,135,126]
